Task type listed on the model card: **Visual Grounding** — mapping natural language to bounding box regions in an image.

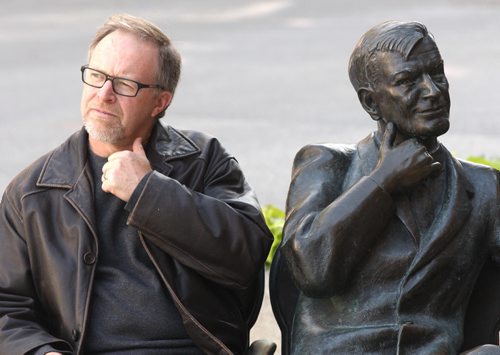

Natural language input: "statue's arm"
[281,144,395,297]
[282,123,442,297]
[491,168,500,265]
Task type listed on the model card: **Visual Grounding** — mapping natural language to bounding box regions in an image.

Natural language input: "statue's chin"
[404,117,450,139]
[423,118,450,138]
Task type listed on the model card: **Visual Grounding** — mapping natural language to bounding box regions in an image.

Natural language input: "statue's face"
[371,36,451,138]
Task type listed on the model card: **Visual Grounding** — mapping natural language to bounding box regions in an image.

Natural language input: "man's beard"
[84,118,125,144]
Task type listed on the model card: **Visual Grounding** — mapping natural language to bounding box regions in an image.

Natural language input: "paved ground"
[1,0,499,353]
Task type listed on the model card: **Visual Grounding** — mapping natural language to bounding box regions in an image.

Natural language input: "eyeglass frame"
[80,65,165,97]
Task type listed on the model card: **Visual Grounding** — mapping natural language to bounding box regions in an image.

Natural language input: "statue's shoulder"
[287,143,357,207]
[457,158,499,196]
[458,158,498,182]
[293,143,357,170]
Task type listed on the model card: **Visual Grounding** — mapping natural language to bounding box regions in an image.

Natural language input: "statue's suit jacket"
[282,133,500,354]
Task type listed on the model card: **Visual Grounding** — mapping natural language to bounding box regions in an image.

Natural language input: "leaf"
[262,204,285,267]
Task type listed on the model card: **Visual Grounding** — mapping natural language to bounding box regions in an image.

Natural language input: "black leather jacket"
[0,123,273,354]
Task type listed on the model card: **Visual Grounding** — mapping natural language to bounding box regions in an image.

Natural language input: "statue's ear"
[358,88,381,121]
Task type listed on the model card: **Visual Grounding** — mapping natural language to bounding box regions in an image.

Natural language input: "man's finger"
[107,152,124,161]
[106,138,145,161]
[132,137,146,156]
[101,178,111,193]
[102,161,112,176]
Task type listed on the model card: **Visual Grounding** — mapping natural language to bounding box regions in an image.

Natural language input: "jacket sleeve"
[281,144,395,297]
[0,190,72,355]
[126,152,273,290]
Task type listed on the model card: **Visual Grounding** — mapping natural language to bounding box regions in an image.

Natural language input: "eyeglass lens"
[82,67,139,97]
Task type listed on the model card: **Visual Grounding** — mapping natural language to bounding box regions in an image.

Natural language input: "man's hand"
[101,137,152,201]
[371,122,441,193]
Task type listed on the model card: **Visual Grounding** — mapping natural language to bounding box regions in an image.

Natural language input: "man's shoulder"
[3,130,82,201]
[173,127,221,149]
[158,124,230,161]
[3,150,54,204]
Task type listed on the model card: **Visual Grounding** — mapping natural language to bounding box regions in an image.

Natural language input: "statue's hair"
[89,14,181,118]
[348,21,432,92]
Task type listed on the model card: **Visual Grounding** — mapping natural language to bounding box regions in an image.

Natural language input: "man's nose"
[421,74,441,98]
[97,79,116,101]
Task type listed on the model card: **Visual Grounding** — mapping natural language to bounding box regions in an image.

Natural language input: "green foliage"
[466,156,500,170]
[262,204,285,267]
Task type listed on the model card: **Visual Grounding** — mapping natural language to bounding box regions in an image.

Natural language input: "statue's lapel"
[394,195,421,245]
[406,150,474,276]
[355,137,473,254]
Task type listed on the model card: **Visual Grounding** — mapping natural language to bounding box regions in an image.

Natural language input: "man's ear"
[151,91,173,118]
[358,88,381,121]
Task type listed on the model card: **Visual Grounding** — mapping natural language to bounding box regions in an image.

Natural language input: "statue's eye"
[397,77,415,86]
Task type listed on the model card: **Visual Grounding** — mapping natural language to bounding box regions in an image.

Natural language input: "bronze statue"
[281,21,499,354]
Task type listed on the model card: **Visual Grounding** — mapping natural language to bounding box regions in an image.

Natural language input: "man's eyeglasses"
[80,65,165,97]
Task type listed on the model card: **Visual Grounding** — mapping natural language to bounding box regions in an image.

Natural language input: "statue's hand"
[371,122,441,193]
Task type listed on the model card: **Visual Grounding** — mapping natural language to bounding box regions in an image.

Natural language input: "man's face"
[80,30,169,151]
[371,36,451,139]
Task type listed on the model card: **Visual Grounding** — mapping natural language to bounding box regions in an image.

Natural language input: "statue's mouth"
[416,106,447,117]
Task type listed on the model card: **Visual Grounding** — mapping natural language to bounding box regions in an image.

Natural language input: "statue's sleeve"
[281,144,395,298]
[491,169,500,264]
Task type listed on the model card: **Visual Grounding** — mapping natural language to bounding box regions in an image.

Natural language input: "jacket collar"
[36,127,90,189]
[36,122,201,188]
[149,123,200,161]
[145,123,200,175]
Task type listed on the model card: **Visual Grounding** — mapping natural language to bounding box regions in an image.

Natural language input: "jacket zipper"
[139,232,233,354]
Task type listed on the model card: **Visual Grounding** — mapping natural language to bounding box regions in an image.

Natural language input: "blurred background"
[1,0,499,351]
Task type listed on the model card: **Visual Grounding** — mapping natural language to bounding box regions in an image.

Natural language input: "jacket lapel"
[394,195,421,245]
[36,128,97,232]
[350,134,474,277]
[407,148,474,275]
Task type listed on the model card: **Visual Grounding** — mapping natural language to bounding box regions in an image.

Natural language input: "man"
[281,21,499,354]
[0,14,273,354]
